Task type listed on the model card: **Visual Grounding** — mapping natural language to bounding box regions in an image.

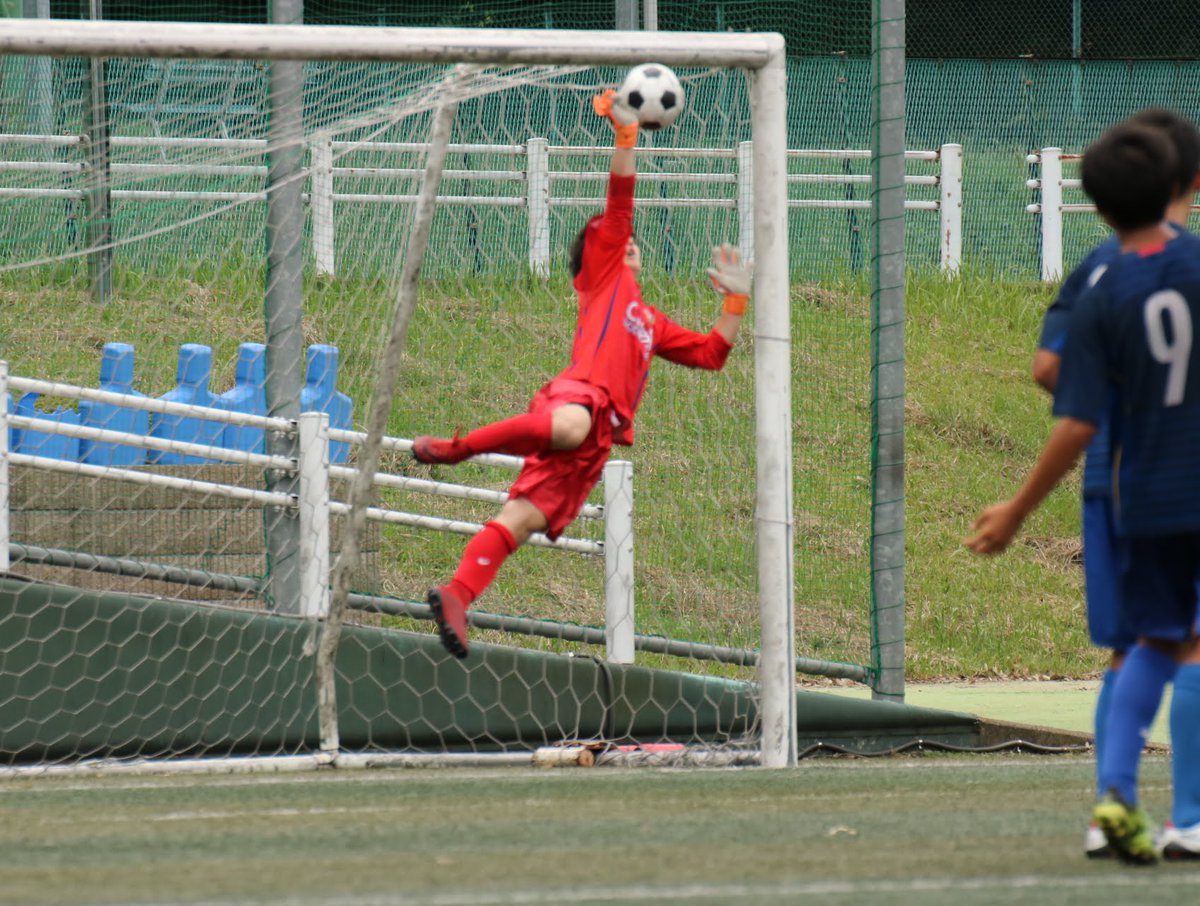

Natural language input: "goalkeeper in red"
[412,89,752,658]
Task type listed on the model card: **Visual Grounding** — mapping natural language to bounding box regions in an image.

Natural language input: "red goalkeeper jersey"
[559,173,732,445]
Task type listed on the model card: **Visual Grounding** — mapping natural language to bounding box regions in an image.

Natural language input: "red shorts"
[508,378,614,540]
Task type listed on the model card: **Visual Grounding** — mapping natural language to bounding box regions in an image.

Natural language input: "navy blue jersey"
[1055,230,1200,535]
[1038,236,1121,497]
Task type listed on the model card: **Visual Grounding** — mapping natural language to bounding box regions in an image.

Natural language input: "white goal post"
[0,19,796,768]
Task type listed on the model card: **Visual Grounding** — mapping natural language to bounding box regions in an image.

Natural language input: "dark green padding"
[0,575,979,762]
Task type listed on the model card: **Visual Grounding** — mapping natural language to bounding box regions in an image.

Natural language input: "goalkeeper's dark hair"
[1081,122,1176,231]
[1128,107,1200,200]
[569,218,637,279]
[568,220,592,278]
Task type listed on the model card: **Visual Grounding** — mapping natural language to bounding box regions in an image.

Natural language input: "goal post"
[0,20,798,766]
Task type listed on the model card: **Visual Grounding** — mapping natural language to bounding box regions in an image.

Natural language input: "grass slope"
[0,265,1096,680]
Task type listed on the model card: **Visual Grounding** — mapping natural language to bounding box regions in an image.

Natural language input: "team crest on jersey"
[623,301,655,360]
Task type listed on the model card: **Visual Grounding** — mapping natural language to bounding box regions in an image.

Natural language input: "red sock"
[462,412,553,457]
[449,521,519,605]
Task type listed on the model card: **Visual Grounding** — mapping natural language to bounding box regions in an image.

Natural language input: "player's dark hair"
[568,219,592,278]
[568,219,638,279]
[1081,122,1177,231]
[1128,107,1200,200]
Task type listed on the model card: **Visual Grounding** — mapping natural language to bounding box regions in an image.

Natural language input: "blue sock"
[1099,644,1176,805]
[1171,664,1200,829]
[1093,667,1119,799]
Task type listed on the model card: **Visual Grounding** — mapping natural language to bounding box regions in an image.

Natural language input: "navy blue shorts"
[1082,496,1136,651]
[1117,531,1200,642]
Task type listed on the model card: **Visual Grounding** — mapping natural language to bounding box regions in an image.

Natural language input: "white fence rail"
[0,362,636,662]
[0,133,964,276]
[1027,146,1200,281]
[1026,147,1085,282]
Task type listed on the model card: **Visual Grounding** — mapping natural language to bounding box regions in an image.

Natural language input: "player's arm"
[654,245,754,369]
[585,89,638,257]
[968,280,1111,555]
[963,416,1095,555]
[707,243,751,345]
[1035,246,1113,393]
[1032,348,1061,393]
[1034,287,1076,394]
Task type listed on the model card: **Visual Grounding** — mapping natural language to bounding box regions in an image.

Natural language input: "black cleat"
[428,586,470,659]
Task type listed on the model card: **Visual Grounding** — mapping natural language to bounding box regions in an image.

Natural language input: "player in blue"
[1031,107,1200,860]
[966,120,1200,865]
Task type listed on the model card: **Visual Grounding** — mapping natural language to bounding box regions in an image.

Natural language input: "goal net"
[0,18,877,772]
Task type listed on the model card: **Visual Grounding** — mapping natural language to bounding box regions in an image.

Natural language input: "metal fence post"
[0,362,9,573]
[938,143,962,275]
[311,136,335,277]
[603,458,634,664]
[1040,147,1064,281]
[297,411,330,620]
[527,137,550,277]
[736,139,755,265]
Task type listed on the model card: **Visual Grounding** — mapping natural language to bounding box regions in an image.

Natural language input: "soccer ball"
[615,63,684,131]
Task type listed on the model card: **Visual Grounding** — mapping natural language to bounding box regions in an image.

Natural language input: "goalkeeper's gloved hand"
[706,243,753,315]
[593,88,639,150]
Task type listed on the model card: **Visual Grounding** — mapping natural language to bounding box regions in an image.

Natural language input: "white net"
[0,26,846,768]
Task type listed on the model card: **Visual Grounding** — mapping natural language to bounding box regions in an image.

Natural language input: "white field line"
[73,871,1200,906]
[0,754,1174,795]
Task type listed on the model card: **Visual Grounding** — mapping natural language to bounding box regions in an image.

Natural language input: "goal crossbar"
[0,20,782,68]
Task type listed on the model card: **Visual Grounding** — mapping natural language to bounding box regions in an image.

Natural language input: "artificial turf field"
[1,754,1195,905]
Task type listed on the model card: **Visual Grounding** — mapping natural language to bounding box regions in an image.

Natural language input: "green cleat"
[1093,790,1158,866]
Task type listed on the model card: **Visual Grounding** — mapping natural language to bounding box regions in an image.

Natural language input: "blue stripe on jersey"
[629,367,651,414]
[592,277,623,359]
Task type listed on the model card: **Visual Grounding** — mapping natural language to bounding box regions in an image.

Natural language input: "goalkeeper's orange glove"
[593,89,639,149]
[706,243,753,315]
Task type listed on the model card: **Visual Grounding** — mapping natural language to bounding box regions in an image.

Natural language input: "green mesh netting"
[0,1,1194,697]
[8,1,1198,278]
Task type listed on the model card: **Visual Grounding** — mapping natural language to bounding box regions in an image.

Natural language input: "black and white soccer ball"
[615,63,684,130]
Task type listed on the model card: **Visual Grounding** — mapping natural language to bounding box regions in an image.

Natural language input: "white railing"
[1026,146,1200,281]
[1025,147,1085,282]
[0,362,636,663]
[0,133,964,277]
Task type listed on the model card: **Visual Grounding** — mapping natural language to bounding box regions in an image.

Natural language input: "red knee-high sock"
[449,521,519,606]
[462,412,553,457]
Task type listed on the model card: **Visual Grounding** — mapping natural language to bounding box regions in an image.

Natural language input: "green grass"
[0,263,1097,681]
[0,755,1192,906]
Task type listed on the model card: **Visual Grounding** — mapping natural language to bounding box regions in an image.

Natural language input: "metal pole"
[1040,147,1064,281]
[297,412,331,620]
[1071,0,1082,117]
[643,0,658,31]
[603,459,635,664]
[869,0,906,702]
[526,136,550,277]
[23,0,53,140]
[311,136,335,276]
[83,0,112,304]
[263,0,306,613]
[0,362,9,573]
[615,0,638,30]
[749,39,796,768]
[736,140,754,265]
[938,143,962,275]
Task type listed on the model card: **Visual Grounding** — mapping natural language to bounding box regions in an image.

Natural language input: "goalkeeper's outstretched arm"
[593,88,637,176]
